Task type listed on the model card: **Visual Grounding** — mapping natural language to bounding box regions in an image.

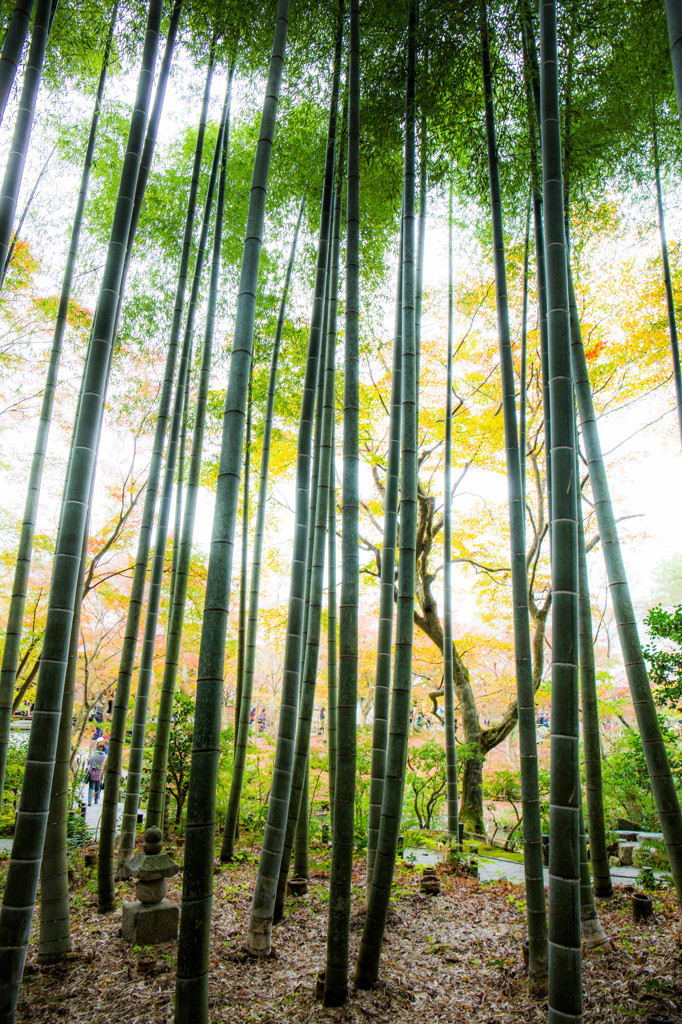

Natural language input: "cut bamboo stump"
[631,891,653,923]
[287,877,308,896]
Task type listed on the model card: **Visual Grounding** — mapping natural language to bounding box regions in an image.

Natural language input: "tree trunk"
[520,2,551,510]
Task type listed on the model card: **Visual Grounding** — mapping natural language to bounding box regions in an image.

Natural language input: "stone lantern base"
[122,898,179,945]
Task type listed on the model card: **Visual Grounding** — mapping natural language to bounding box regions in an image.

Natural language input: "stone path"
[0,784,123,855]
[477,854,657,886]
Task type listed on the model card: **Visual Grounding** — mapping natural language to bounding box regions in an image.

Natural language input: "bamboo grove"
[0,0,681,1022]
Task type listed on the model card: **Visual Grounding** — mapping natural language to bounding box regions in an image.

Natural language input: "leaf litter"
[4,853,682,1023]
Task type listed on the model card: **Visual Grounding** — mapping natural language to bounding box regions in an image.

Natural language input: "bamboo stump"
[631,891,653,923]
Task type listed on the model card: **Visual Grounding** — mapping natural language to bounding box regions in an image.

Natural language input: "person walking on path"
[86,740,107,806]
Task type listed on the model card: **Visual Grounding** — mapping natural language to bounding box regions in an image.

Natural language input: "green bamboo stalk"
[175,5,291,1014]
[120,67,233,865]
[540,0,582,1018]
[519,191,530,517]
[0,3,163,1016]
[414,106,426,408]
[233,369,253,750]
[578,804,609,947]
[37,429,98,963]
[293,758,310,880]
[2,143,54,285]
[520,5,551,511]
[0,0,36,125]
[568,261,682,906]
[327,414,338,822]
[169,353,191,611]
[0,0,51,275]
[97,32,214,910]
[297,276,331,701]
[274,162,341,921]
[324,0,360,1003]
[220,192,307,861]
[366,219,402,881]
[145,85,231,834]
[576,456,612,898]
[245,3,338,954]
[480,0,546,986]
[355,0,417,994]
[652,103,682,448]
[443,172,458,837]
[664,0,682,134]
[0,0,118,806]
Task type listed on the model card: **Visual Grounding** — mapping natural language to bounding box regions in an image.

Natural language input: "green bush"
[600,717,682,830]
[0,732,28,835]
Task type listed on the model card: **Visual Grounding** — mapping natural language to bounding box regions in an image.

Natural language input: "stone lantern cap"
[128,826,180,881]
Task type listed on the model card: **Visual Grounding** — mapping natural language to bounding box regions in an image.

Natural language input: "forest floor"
[6,844,682,1024]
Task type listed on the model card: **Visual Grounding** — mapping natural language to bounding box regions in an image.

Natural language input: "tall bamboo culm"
[145,75,233,834]
[520,4,551,509]
[365,221,402,882]
[324,0,360,1004]
[0,0,51,274]
[355,0,418,992]
[220,193,307,861]
[652,106,682,448]
[443,174,458,837]
[175,6,291,1017]
[576,472,612,897]
[37,428,101,963]
[274,159,342,923]
[0,3,163,1018]
[567,262,682,906]
[540,0,582,1019]
[0,0,119,806]
[480,0,546,986]
[97,35,214,910]
[116,59,232,876]
[246,3,338,955]
[0,0,36,125]
[233,370,253,749]
[665,0,682,134]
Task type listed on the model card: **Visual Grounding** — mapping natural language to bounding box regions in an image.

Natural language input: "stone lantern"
[122,826,180,944]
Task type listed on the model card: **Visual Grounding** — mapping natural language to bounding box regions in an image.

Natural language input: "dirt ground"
[8,849,682,1024]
